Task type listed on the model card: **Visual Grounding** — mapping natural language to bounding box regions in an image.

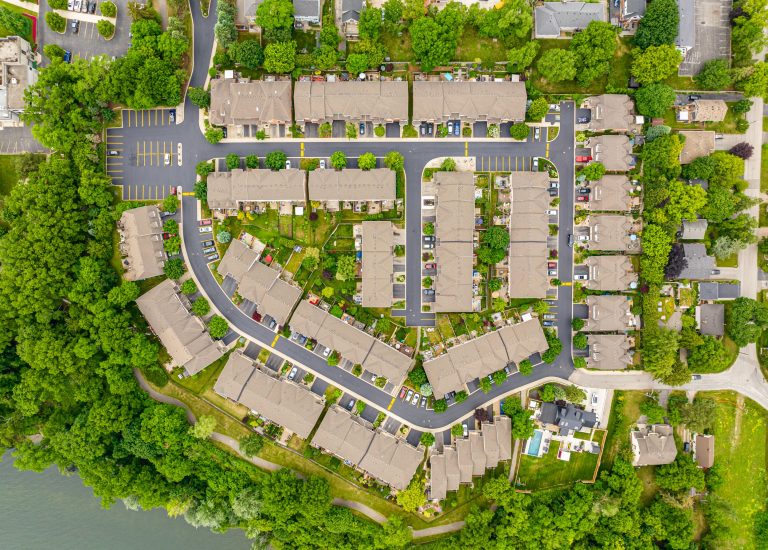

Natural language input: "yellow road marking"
[149,141,153,166]
[300,142,304,157]
[387,398,395,411]
[546,142,550,158]
[111,134,123,138]
[464,141,468,156]
[154,110,158,125]
[182,191,195,196]
[271,334,279,346]
[136,142,140,166]
[141,184,145,199]
[561,282,572,286]
[110,175,123,179]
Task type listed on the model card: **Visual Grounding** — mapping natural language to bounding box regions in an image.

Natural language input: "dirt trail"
[733,393,745,447]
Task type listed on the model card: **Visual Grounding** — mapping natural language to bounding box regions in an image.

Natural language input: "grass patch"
[531,37,632,95]
[454,27,511,66]
[600,390,645,469]
[761,144,768,194]
[0,154,19,196]
[515,439,600,490]
[716,253,738,267]
[0,1,34,43]
[663,74,702,91]
[699,391,768,549]
[372,30,413,63]
[176,348,235,395]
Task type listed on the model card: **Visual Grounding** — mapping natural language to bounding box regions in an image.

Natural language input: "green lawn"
[761,144,768,194]
[716,252,739,267]
[0,1,35,43]
[515,439,600,490]
[0,154,19,197]
[700,391,768,549]
[530,37,632,95]
[454,27,511,66]
[600,390,645,469]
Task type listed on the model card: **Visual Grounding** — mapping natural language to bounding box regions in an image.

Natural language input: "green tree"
[408,364,428,386]
[188,87,211,108]
[189,415,216,439]
[571,21,618,86]
[634,82,677,117]
[43,43,66,61]
[97,20,115,38]
[331,151,347,169]
[164,257,185,279]
[681,397,717,432]
[639,397,666,424]
[509,123,530,139]
[216,230,231,244]
[476,0,532,41]
[208,315,229,338]
[488,278,502,292]
[451,423,463,437]
[225,153,240,170]
[346,122,357,139]
[232,39,264,69]
[263,41,296,73]
[433,398,447,413]
[506,41,539,72]
[205,126,224,144]
[645,124,671,141]
[492,370,507,385]
[541,330,562,363]
[383,0,404,27]
[571,318,585,331]
[359,6,382,40]
[100,0,117,16]
[384,151,404,171]
[564,385,586,403]
[320,15,341,47]
[107,282,141,308]
[727,297,768,347]
[346,53,370,74]
[580,162,605,181]
[312,45,338,70]
[396,479,426,512]
[256,0,294,30]
[527,97,549,121]
[695,59,732,90]
[440,157,456,171]
[631,45,682,84]
[358,152,377,170]
[502,398,535,439]
[642,327,682,383]
[480,377,492,393]
[719,213,758,245]
[191,296,211,316]
[633,0,679,49]
[180,279,197,295]
[335,255,356,281]
[410,16,455,71]
[518,359,533,375]
[244,154,259,169]
[536,49,577,82]
[46,11,66,33]
[573,332,588,349]
[736,61,768,99]
[420,432,435,447]
[265,150,288,170]
[482,226,510,249]
[656,454,706,492]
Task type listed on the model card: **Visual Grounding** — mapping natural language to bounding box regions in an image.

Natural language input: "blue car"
[453,122,460,136]
[359,122,365,136]
[63,50,72,63]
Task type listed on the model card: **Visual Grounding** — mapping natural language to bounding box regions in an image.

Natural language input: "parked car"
[543,314,556,320]
[63,50,72,63]
[297,334,307,345]
[574,274,589,280]
[577,116,589,123]
[288,366,298,381]
[423,235,435,243]
[692,374,702,380]
[462,424,468,438]
[205,253,219,261]
[420,396,428,408]
[89,1,96,14]
[547,269,557,276]
[568,234,574,247]
[424,263,436,270]
[268,318,277,330]
[73,0,81,11]
[199,226,213,233]
[591,393,599,405]
[577,235,590,241]
[683,441,691,453]
[359,122,366,136]
[710,269,721,275]
[202,246,216,254]
[420,125,426,136]
[80,0,88,12]
[576,195,590,202]
[252,311,262,322]
[546,262,556,270]
[68,0,74,9]
[322,346,331,357]
[201,240,214,247]
[319,159,326,169]
[285,159,291,169]
[406,389,414,402]
[423,289,435,296]
[169,109,176,124]
[399,387,407,399]
[549,181,559,188]
[346,398,356,411]
[108,149,119,156]
[534,127,540,140]
[542,320,555,327]
[447,121,453,134]
[503,365,512,375]
[533,158,539,170]
[578,187,591,194]
[411,393,420,406]
[689,94,701,101]
[71,20,80,33]
[423,243,434,249]
[575,155,592,162]
[164,153,171,166]
[199,219,212,226]
[453,123,460,136]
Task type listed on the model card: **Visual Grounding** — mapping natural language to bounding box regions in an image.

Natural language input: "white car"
[322,347,331,357]
[319,159,326,169]
[285,159,291,169]
[546,209,558,216]
[549,181,560,189]
[68,0,74,9]
[164,153,171,166]
[199,226,213,234]
[576,235,590,241]
[574,274,589,280]
[288,366,298,381]
[73,0,81,11]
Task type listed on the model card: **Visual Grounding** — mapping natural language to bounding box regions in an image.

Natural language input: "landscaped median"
[45,0,117,37]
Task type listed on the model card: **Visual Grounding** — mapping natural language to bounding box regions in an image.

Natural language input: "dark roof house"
[698,282,740,301]
[677,244,717,280]
[698,303,725,336]
[539,402,597,435]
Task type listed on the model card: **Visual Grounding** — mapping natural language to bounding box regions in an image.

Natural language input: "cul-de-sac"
[1,0,767,546]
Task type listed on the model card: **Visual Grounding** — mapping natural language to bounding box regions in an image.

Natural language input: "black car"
[578,187,591,194]
[70,20,80,33]
[88,1,96,13]
[689,94,701,101]
[577,116,589,123]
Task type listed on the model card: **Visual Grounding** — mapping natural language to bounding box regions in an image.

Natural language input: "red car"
[399,387,407,399]
[424,263,436,270]
[251,311,262,322]
[548,262,557,269]
[577,195,590,202]
[576,155,593,163]
[199,219,212,226]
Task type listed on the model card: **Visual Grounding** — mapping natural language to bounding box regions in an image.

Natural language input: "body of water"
[0,453,248,550]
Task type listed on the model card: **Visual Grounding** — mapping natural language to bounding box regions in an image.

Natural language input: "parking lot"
[678,0,732,76]
[39,0,131,63]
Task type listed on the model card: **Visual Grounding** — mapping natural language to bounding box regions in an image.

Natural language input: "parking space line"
[142,185,146,199]
[387,398,395,411]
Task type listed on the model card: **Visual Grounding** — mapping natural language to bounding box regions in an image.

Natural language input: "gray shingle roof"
[535,2,606,38]
[698,282,740,301]
[698,303,724,336]
[677,243,716,279]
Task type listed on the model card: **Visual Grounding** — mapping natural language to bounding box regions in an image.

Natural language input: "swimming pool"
[526,429,544,456]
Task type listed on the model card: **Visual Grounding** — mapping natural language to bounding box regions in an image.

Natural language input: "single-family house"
[677,243,718,280]
[620,0,647,31]
[678,100,728,123]
[681,219,708,240]
[679,131,715,164]
[631,424,677,466]
[698,282,740,301]
[340,0,362,39]
[538,402,597,435]
[293,0,321,24]
[697,303,725,336]
[534,2,607,39]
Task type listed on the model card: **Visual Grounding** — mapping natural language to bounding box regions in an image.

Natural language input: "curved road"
[126,0,768,433]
